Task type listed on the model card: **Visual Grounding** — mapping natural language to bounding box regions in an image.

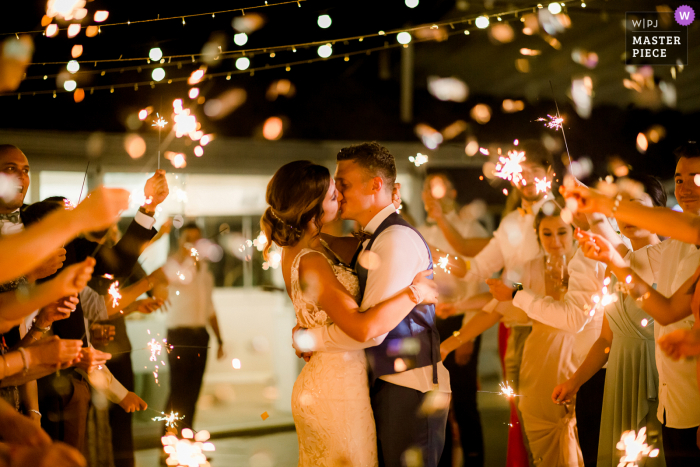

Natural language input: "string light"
[4,1,308,38]
[4,2,577,99]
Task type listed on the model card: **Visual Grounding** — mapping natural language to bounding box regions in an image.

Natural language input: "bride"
[261,161,438,467]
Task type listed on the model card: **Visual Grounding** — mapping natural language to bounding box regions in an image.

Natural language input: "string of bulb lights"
[24,0,580,67]
[1,0,585,98]
[0,0,308,37]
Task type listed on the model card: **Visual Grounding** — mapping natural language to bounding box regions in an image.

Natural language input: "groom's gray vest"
[354,212,441,385]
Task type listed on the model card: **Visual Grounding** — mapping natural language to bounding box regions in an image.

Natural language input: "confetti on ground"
[261,412,269,421]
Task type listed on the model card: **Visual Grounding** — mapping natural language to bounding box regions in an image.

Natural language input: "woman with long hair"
[261,160,437,466]
[553,174,668,466]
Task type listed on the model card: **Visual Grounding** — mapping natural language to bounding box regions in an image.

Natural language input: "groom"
[302,142,451,466]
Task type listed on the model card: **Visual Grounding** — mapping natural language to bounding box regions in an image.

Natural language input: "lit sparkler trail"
[616,427,659,467]
[148,338,162,362]
[536,114,564,131]
[152,411,184,428]
[494,150,526,185]
[108,281,122,308]
[534,177,552,194]
[547,80,575,178]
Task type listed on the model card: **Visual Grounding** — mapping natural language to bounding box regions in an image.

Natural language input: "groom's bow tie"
[0,212,20,223]
[352,229,372,243]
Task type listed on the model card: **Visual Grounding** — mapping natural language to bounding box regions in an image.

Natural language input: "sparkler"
[152,111,167,170]
[616,427,659,467]
[498,381,516,398]
[536,114,564,131]
[108,281,122,308]
[437,255,450,274]
[534,177,552,195]
[190,247,200,261]
[493,150,526,185]
[409,153,428,167]
[148,338,162,362]
[152,411,184,428]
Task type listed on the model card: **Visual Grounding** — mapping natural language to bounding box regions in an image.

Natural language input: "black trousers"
[371,379,449,467]
[436,316,484,467]
[166,327,210,431]
[106,353,135,467]
[662,419,700,467]
[576,368,606,467]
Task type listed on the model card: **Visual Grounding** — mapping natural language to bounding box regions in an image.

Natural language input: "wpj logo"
[625,7,690,66]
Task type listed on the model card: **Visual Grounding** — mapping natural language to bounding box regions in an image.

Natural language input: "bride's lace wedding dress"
[290,248,378,467]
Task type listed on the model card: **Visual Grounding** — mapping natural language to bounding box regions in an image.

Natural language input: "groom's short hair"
[337,142,396,190]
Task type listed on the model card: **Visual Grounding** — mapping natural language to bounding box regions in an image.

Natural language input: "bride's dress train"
[290,249,378,467]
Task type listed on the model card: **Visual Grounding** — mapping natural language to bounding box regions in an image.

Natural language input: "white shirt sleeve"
[79,287,109,322]
[134,211,156,230]
[77,365,129,403]
[305,226,427,353]
[466,236,503,283]
[513,249,605,333]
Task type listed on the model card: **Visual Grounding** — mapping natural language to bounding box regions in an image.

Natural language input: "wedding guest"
[563,144,700,465]
[552,174,667,467]
[446,140,554,465]
[163,222,225,431]
[455,201,584,464]
[419,173,488,467]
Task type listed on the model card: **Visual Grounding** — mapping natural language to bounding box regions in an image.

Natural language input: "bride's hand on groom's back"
[412,270,439,305]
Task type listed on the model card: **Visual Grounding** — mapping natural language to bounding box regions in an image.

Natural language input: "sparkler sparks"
[190,247,200,261]
[498,381,516,398]
[616,427,659,467]
[536,114,564,130]
[148,338,163,362]
[63,199,76,210]
[108,281,122,308]
[588,277,618,316]
[409,153,429,167]
[152,113,167,129]
[534,177,552,194]
[493,150,526,185]
[152,411,185,428]
[437,255,450,274]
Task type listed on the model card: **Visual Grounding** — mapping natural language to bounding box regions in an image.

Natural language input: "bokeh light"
[317,44,332,58]
[397,32,412,45]
[233,33,248,46]
[189,87,200,99]
[67,60,80,73]
[124,134,146,159]
[235,57,250,70]
[63,79,77,91]
[475,16,490,29]
[263,117,284,140]
[149,47,163,62]
[152,68,165,81]
[317,14,332,29]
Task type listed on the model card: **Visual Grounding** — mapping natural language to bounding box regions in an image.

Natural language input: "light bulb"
[317,14,332,28]
[397,32,412,44]
[233,33,248,46]
[152,68,165,81]
[149,47,163,62]
[235,57,250,70]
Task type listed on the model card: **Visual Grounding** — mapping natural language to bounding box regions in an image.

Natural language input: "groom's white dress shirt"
[305,203,451,393]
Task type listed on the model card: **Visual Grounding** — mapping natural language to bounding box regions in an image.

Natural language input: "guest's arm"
[564,185,700,245]
[0,188,129,284]
[440,311,501,360]
[552,314,614,404]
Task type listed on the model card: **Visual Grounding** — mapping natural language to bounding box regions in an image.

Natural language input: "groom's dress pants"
[371,379,450,467]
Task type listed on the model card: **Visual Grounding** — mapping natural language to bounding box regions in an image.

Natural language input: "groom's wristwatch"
[408,285,423,305]
[512,282,523,299]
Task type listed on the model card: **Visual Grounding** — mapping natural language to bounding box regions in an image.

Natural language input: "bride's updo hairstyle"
[261,160,331,259]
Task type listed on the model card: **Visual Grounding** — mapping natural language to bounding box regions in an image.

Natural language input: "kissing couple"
[260,142,451,466]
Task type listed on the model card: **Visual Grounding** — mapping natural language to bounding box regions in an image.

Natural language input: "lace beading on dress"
[290,248,378,467]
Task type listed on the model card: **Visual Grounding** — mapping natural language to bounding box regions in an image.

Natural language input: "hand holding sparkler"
[552,378,579,405]
[50,257,96,297]
[122,298,165,316]
[74,347,111,373]
[72,187,130,232]
[118,391,148,413]
[142,169,170,214]
[576,229,626,269]
[560,185,615,216]
[35,295,79,327]
[25,247,67,283]
[486,278,516,302]
[658,327,700,361]
[26,336,82,370]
